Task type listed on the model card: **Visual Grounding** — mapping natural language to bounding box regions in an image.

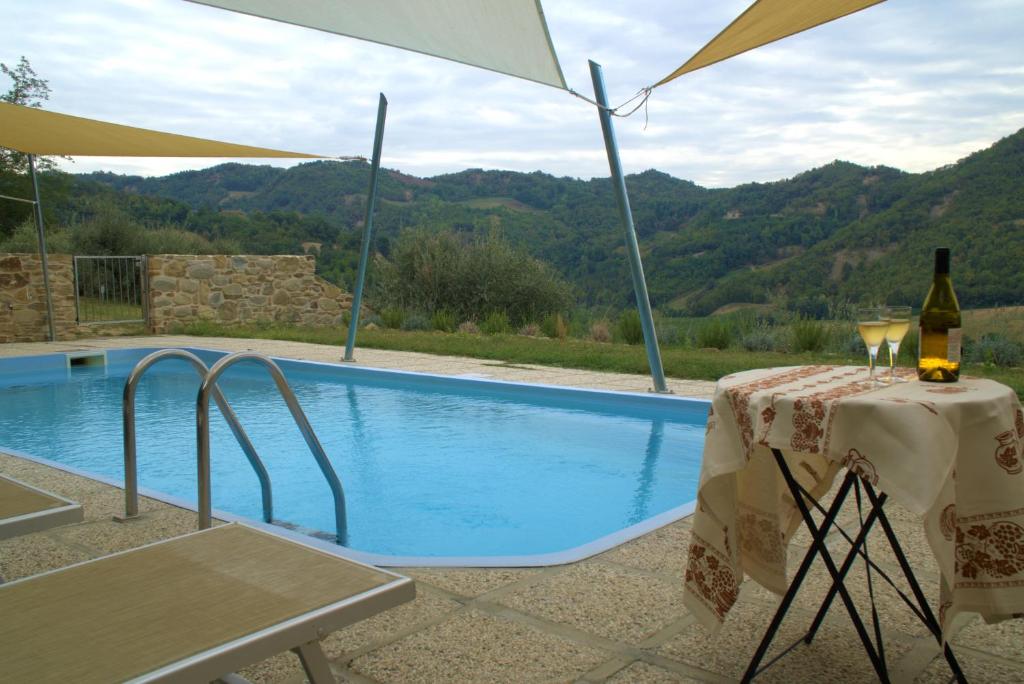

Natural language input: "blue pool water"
[0,348,707,561]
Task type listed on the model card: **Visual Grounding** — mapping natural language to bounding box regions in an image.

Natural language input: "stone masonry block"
[150,276,178,292]
[186,261,215,279]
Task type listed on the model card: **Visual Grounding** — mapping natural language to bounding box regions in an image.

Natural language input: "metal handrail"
[196,351,348,545]
[122,349,273,522]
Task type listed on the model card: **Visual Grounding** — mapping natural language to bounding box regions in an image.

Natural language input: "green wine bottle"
[917,248,961,382]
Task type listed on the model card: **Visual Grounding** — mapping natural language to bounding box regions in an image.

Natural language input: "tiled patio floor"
[1,336,1021,683]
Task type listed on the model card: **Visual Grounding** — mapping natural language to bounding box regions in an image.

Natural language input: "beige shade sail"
[655,0,885,87]
[188,0,567,89]
[0,102,329,158]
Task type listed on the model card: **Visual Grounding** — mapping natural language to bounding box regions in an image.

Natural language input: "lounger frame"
[1,523,415,683]
[0,474,84,540]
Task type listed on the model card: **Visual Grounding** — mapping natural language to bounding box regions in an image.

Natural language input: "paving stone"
[350,609,607,683]
[658,596,912,682]
[604,660,706,683]
[914,650,1024,683]
[497,561,687,644]
[0,457,168,522]
[51,507,201,555]
[405,567,539,598]
[756,624,913,684]
[236,650,307,684]
[954,615,1024,662]
[322,591,462,658]
[597,518,692,578]
[866,517,941,580]
[0,530,95,581]
[743,553,938,639]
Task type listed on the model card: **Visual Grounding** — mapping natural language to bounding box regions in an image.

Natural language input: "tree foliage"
[370,228,572,325]
[1,56,62,174]
[1,56,72,238]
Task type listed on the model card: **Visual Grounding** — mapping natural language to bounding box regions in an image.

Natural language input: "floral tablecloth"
[683,365,1024,638]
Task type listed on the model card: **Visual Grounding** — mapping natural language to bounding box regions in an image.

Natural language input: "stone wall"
[0,254,78,343]
[147,254,353,333]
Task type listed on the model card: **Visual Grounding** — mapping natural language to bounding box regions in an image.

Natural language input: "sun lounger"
[0,474,83,540]
[0,523,415,683]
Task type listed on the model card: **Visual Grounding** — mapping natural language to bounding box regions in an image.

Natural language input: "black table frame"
[741,448,967,682]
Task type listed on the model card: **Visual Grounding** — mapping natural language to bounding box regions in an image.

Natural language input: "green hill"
[24,127,1024,315]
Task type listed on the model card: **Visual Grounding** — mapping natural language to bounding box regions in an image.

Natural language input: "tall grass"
[789,317,830,353]
[431,309,457,333]
[617,310,643,345]
[480,310,512,335]
[178,307,1024,399]
[695,318,732,349]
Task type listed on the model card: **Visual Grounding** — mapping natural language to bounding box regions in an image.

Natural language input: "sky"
[4,0,1023,188]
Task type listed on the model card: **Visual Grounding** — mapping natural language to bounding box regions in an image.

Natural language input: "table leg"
[803,478,886,644]
[863,482,967,683]
[741,462,860,682]
[744,449,969,682]
[773,449,892,682]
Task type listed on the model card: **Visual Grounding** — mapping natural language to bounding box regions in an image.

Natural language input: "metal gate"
[73,256,148,325]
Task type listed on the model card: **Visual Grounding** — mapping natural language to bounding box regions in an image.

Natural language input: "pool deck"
[1,335,1021,683]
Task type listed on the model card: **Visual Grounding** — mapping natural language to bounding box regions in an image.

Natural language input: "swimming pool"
[0,347,708,565]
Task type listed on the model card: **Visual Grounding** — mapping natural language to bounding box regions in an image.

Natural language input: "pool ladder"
[121,349,347,544]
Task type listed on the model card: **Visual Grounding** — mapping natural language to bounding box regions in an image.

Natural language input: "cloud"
[3,0,1022,187]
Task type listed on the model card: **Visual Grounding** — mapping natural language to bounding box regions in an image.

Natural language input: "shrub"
[590,319,612,343]
[696,318,732,350]
[618,309,644,345]
[789,317,829,353]
[480,310,512,335]
[541,313,568,339]
[741,323,776,352]
[0,207,241,256]
[567,315,591,339]
[842,331,866,355]
[370,228,573,325]
[141,227,241,255]
[361,313,382,328]
[0,220,71,253]
[972,334,1022,367]
[656,323,681,346]
[519,322,542,337]
[431,309,457,333]
[401,312,431,331]
[380,307,405,329]
[458,321,480,334]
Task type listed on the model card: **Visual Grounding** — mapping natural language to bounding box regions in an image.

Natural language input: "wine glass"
[884,305,912,383]
[857,307,888,384]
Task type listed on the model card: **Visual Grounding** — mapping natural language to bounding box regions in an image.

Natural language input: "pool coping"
[0,345,706,568]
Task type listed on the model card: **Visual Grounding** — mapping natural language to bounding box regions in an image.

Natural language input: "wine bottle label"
[947,327,962,362]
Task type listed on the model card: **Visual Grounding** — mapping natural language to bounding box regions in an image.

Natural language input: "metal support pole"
[344,93,388,361]
[588,61,668,393]
[28,155,56,342]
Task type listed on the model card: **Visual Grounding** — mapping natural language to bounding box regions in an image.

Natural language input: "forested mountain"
[20,127,1024,316]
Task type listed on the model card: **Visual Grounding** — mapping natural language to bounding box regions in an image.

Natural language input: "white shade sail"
[188,0,567,89]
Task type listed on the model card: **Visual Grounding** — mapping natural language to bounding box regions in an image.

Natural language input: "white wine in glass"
[857,307,887,384]
[884,305,912,382]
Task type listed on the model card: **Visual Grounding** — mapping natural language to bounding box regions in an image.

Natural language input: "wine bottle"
[917,247,961,382]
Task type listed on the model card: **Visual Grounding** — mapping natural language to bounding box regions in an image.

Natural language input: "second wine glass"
[884,305,912,383]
